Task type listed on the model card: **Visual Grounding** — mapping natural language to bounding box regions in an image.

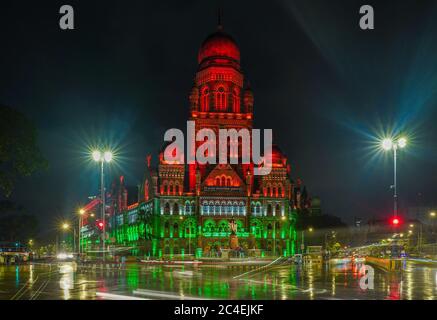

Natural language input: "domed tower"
[190,24,253,120]
[188,23,255,190]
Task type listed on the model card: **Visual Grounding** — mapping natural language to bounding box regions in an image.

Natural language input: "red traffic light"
[391,217,401,226]
[96,220,104,230]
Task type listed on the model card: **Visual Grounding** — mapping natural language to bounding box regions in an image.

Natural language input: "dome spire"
[217,6,223,30]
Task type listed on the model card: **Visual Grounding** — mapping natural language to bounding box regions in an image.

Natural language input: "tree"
[0,105,48,197]
[0,200,40,242]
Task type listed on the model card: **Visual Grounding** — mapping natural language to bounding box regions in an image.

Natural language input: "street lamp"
[92,149,113,261]
[59,222,71,253]
[381,136,407,219]
[78,209,85,255]
[301,227,314,254]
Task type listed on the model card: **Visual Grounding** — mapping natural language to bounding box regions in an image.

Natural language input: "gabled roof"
[202,164,245,187]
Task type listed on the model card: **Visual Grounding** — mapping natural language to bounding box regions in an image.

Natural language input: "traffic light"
[96,220,104,230]
[390,217,401,226]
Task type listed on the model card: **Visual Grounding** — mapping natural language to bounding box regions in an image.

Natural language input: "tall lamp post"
[301,227,313,254]
[60,222,71,253]
[92,150,113,261]
[381,137,407,218]
[78,209,85,255]
[430,212,436,243]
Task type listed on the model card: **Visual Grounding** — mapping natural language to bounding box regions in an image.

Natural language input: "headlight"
[57,253,67,260]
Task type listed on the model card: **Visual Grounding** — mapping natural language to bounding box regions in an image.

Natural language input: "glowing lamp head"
[79,209,85,215]
[62,223,70,230]
[103,151,113,162]
[397,137,407,149]
[381,138,393,151]
[92,150,102,162]
[430,212,436,217]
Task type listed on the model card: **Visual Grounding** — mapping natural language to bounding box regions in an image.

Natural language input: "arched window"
[278,185,282,197]
[164,203,170,214]
[201,87,209,112]
[272,185,277,197]
[275,204,281,216]
[267,186,271,197]
[185,220,195,237]
[205,221,215,233]
[226,177,231,187]
[163,182,168,194]
[232,88,240,113]
[215,86,226,111]
[175,183,180,195]
[252,221,263,238]
[239,202,245,215]
[185,202,191,214]
[256,203,261,215]
[267,204,272,216]
[169,184,173,195]
[191,202,195,214]
[173,203,179,215]
[221,176,226,187]
[216,177,221,186]
[173,223,179,234]
[218,221,228,232]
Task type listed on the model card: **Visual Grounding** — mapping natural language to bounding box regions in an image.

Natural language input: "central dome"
[198,28,240,64]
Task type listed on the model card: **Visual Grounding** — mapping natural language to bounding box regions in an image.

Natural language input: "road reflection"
[1,260,437,300]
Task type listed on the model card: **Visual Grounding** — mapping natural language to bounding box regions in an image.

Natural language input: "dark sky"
[1,0,437,230]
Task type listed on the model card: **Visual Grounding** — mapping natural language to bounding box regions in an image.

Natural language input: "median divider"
[365,256,404,271]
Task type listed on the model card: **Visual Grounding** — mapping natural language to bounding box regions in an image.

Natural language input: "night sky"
[1,0,437,231]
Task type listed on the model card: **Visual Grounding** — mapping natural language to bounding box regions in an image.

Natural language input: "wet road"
[1,261,437,300]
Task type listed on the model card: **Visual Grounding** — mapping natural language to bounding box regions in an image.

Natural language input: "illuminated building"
[84,22,315,258]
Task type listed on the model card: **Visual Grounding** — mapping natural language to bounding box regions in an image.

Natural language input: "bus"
[0,242,32,264]
[304,246,323,264]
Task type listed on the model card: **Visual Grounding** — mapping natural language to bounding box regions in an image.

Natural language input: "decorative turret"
[245,169,252,197]
[244,85,254,114]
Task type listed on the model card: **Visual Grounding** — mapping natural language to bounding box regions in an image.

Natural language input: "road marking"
[96,292,149,300]
[133,289,208,300]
